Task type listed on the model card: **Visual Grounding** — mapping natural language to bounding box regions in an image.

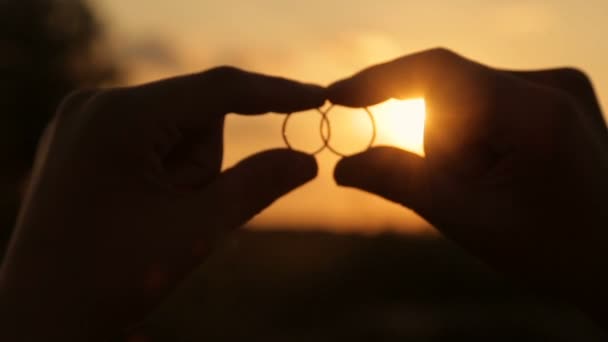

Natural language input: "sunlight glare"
[370,98,426,156]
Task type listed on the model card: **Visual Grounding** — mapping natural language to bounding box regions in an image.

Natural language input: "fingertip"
[308,84,329,110]
[283,149,319,183]
[334,146,424,187]
[327,77,389,108]
[333,151,367,186]
[333,161,351,186]
[304,82,326,96]
[279,82,327,113]
[327,78,356,107]
[252,148,318,185]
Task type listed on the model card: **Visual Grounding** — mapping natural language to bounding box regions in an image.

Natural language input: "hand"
[0,67,323,340]
[329,49,608,322]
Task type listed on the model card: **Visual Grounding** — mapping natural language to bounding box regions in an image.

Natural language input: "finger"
[327,48,457,107]
[129,66,326,117]
[201,149,317,231]
[334,146,432,216]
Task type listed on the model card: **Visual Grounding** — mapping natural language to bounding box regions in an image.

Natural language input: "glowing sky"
[93,0,608,232]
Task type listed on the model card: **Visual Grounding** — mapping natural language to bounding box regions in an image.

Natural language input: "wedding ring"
[282,108,329,155]
[320,105,376,157]
[281,105,376,157]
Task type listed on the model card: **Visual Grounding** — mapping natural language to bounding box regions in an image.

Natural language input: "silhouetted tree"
[0,0,119,255]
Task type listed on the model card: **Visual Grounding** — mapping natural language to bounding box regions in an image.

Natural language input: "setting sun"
[371,98,426,156]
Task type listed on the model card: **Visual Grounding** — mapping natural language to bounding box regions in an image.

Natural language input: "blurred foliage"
[0,0,119,252]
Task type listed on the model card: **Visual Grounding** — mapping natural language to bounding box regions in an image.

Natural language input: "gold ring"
[321,105,376,157]
[282,108,328,155]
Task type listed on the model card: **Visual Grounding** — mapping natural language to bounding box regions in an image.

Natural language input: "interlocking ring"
[282,105,377,157]
[282,108,329,155]
[320,105,376,157]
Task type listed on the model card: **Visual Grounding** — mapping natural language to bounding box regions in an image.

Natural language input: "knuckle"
[57,89,98,116]
[545,87,579,123]
[85,88,138,123]
[62,89,96,105]
[556,67,594,93]
[74,88,135,133]
[427,47,459,63]
[90,88,129,109]
[419,48,465,78]
[53,89,100,128]
[201,66,246,96]
[206,65,243,81]
[558,67,591,82]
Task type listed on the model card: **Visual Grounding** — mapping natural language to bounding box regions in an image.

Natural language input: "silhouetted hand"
[0,67,322,340]
[329,48,608,323]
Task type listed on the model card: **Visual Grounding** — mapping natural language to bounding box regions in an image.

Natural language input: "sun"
[370,98,426,156]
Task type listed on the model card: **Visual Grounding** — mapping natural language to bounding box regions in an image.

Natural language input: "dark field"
[141,229,605,341]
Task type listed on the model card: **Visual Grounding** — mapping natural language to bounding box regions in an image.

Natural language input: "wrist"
[0,236,117,342]
[0,274,98,341]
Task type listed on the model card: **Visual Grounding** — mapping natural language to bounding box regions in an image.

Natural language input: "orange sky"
[92,0,608,233]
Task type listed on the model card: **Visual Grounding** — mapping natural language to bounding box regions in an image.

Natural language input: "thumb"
[202,149,318,231]
[334,146,432,217]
